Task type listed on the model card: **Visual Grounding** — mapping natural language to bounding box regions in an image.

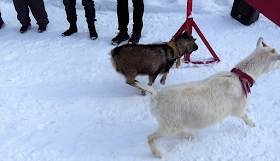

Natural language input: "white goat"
[136,37,280,158]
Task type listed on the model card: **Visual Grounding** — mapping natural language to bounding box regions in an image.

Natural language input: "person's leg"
[111,0,129,45]
[129,0,144,44]
[13,0,31,25]
[27,0,49,26]
[82,0,98,39]
[27,0,49,32]
[0,10,2,24]
[117,0,129,33]
[132,0,144,33]
[62,0,77,36]
[0,10,4,29]
[13,0,32,33]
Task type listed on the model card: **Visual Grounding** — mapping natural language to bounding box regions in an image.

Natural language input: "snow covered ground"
[0,0,280,160]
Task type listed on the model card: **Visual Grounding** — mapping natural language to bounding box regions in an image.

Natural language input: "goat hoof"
[248,121,256,127]
[186,134,195,140]
[141,90,146,96]
[160,80,165,85]
[178,132,195,140]
[245,119,256,127]
[152,150,162,158]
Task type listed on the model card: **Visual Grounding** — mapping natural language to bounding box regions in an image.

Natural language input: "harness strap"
[165,41,181,68]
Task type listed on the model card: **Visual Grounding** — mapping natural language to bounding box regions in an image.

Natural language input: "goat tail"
[135,82,159,100]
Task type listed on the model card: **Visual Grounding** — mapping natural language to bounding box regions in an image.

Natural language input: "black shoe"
[38,25,47,33]
[0,22,4,30]
[88,22,98,40]
[111,32,129,45]
[20,24,31,33]
[128,31,141,44]
[62,24,77,37]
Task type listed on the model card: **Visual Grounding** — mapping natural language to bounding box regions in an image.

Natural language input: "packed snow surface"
[0,0,280,160]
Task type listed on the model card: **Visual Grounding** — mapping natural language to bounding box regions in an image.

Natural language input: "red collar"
[231,68,254,98]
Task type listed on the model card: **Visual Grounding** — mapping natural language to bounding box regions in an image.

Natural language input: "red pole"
[186,0,193,34]
[171,0,193,41]
[171,21,188,41]
[193,21,220,62]
[184,0,193,62]
[172,0,220,64]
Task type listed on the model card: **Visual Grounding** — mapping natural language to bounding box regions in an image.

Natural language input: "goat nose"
[194,44,198,51]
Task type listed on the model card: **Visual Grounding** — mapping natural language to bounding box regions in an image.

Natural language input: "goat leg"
[125,76,147,94]
[239,113,256,127]
[148,130,163,158]
[141,74,158,96]
[160,71,169,85]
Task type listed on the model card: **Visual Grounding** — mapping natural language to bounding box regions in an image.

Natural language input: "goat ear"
[193,38,197,41]
[257,37,264,47]
[262,42,268,47]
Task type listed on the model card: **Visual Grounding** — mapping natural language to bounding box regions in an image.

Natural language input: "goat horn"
[257,37,264,47]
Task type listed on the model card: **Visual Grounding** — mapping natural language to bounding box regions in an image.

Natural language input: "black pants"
[13,0,49,26]
[0,10,3,25]
[117,0,144,33]
[63,0,96,24]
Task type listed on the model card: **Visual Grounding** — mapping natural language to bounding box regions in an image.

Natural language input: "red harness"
[231,68,254,98]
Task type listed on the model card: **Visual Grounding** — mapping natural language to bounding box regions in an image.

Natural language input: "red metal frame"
[171,0,220,64]
[171,0,280,64]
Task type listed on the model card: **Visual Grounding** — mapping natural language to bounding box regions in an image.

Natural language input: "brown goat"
[111,31,198,95]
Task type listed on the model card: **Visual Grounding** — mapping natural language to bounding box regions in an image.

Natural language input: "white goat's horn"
[257,37,264,47]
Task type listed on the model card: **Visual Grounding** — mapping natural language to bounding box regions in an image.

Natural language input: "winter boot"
[88,22,98,40]
[20,24,31,33]
[0,18,4,30]
[128,31,141,44]
[38,25,47,33]
[111,32,129,45]
[62,23,77,37]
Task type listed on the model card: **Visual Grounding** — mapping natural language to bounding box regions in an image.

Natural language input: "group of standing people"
[0,0,144,45]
